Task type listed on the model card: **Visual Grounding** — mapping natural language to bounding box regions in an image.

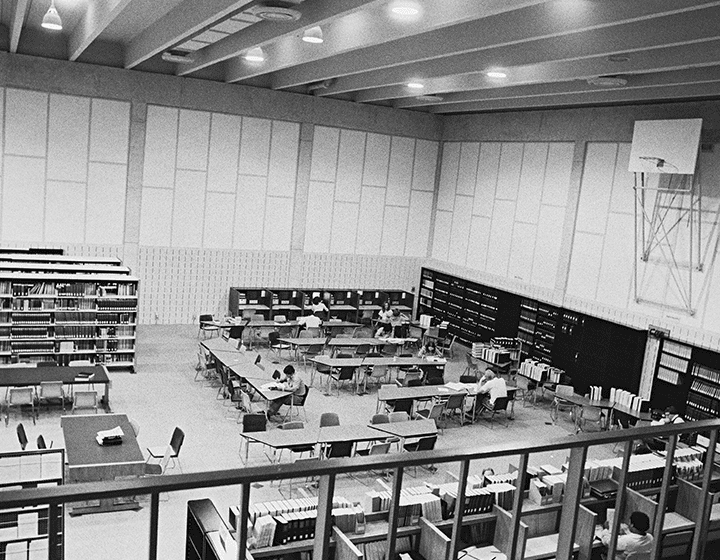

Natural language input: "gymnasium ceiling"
[2,0,720,114]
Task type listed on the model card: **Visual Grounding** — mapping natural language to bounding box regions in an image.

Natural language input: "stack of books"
[96,426,123,446]
[609,388,649,412]
[471,343,511,364]
[519,359,564,384]
[366,486,442,525]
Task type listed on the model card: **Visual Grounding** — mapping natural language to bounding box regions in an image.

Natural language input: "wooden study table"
[0,364,112,412]
[61,413,145,515]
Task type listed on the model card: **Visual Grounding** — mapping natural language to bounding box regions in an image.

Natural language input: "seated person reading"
[375,323,393,339]
[476,369,507,406]
[417,341,438,358]
[311,296,329,320]
[266,366,306,420]
[297,313,322,330]
[600,511,653,559]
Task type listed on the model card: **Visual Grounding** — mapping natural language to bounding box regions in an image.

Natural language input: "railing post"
[557,445,587,560]
[48,503,61,560]
[449,459,471,559]
[385,467,404,560]
[148,493,159,560]
[509,453,528,560]
[314,473,337,560]
[607,440,633,560]
[236,483,251,560]
[691,428,718,560]
[651,434,677,560]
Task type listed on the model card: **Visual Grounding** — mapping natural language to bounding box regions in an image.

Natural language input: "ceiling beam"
[69,0,133,61]
[125,0,255,69]
[352,37,720,103]
[398,66,720,109]
[273,0,716,90]
[319,4,720,97]
[225,0,551,83]
[432,80,720,114]
[9,0,30,53]
[178,0,381,77]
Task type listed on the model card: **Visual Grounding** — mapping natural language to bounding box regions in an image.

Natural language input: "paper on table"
[607,508,615,525]
[97,426,124,439]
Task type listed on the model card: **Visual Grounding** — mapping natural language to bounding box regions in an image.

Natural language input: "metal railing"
[1,419,718,560]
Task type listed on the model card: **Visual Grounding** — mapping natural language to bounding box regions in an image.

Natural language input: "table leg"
[103,383,111,413]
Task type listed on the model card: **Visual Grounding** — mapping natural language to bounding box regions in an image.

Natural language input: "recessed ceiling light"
[486,71,507,79]
[244,47,265,62]
[406,82,425,89]
[41,0,62,30]
[302,26,324,44]
[607,54,630,63]
[390,1,421,17]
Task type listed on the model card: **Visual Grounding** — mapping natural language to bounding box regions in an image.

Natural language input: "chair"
[459,374,477,384]
[280,386,310,422]
[364,364,389,392]
[323,440,354,459]
[305,327,322,338]
[441,393,466,426]
[389,411,410,423]
[397,370,422,387]
[279,421,315,458]
[463,353,480,379]
[144,445,173,475]
[147,427,185,472]
[239,414,267,464]
[329,366,356,396]
[36,435,50,449]
[128,418,140,437]
[437,335,457,358]
[5,388,36,425]
[550,384,576,423]
[37,381,65,414]
[198,314,220,338]
[299,343,324,372]
[71,390,98,414]
[371,414,389,424]
[414,403,445,432]
[353,327,373,338]
[423,366,445,386]
[576,405,605,433]
[479,396,510,427]
[319,412,340,427]
[382,343,399,356]
[354,344,371,358]
[515,374,537,407]
[388,398,414,416]
[403,435,438,475]
[17,423,28,450]
[268,331,291,359]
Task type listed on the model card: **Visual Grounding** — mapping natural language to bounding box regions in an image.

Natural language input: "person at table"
[266,365,306,420]
[389,308,409,337]
[375,322,392,338]
[476,369,507,406]
[297,313,322,331]
[377,301,393,327]
[599,511,653,559]
[417,341,438,358]
[310,296,329,320]
[653,405,684,425]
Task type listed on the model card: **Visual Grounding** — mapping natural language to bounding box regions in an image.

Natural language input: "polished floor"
[0,326,618,560]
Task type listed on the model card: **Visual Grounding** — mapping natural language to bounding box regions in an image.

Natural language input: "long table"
[0,364,112,412]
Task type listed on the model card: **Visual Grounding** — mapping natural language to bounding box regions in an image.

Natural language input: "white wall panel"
[304,181,335,252]
[263,196,294,251]
[335,129,365,203]
[412,140,438,192]
[330,202,359,254]
[203,192,235,249]
[576,143,616,234]
[515,143,547,225]
[89,99,130,164]
[4,89,47,157]
[268,120,299,198]
[380,206,409,256]
[143,106,178,189]
[531,205,565,289]
[238,117,271,176]
[207,113,241,193]
[363,133,390,187]
[139,188,173,246]
[596,212,634,308]
[1,156,45,241]
[437,143,460,211]
[405,190,433,258]
[431,210,453,261]
[473,142,501,217]
[448,195,473,266]
[566,231,604,298]
[86,162,126,245]
[234,175,267,250]
[467,215,491,272]
[485,199,515,275]
[356,186,385,254]
[456,143,479,196]
[386,136,414,206]
[609,143,634,215]
[47,94,90,183]
[495,143,524,200]
[635,260,670,307]
[541,143,574,206]
[0,89,3,175]
[507,221,537,282]
[702,255,720,333]
[45,181,86,243]
[172,170,206,247]
[310,126,339,182]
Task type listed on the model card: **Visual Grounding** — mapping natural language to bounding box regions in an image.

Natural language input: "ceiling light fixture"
[486,71,507,79]
[249,3,302,22]
[406,82,424,89]
[162,50,194,64]
[302,26,324,44]
[390,1,421,17]
[244,47,266,62]
[41,0,62,31]
[587,76,627,87]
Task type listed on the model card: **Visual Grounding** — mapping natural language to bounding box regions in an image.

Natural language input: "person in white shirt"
[266,365,306,419]
[377,301,393,326]
[297,313,322,330]
[476,369,507,406]
[310,296,329,319]
[600,511,653,559]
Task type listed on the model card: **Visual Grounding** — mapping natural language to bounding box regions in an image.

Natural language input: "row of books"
[659,352,689,373]
[10,313,51,325]
[609,388,649,412]
[692,364,720,385]
[55,325,96,339]
[436,484,497,518]
[56,283,97,296]
[663,340,692,359]
[96,353,134,363]
[519,359,563,384]
[657,366,682,386]
[690,378,720,400]
[55,312,97,324]
[528,474,566,505]
[247,497,351,525]
[686,393,720,416]
[12,299,55,311]
[56,299,96,310]
[97,300,136,311]
[96,313,135,325]
[588,385,603,401]
[9,327,49,339]
[366,486,441,525]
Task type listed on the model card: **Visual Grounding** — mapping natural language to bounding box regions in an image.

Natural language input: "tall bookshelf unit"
[0,267,138,371]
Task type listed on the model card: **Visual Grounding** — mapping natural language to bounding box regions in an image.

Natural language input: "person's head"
[629,511,650,535]
[283,365,295,378]
[426,341,436,352]
[484,369,496,380]
[312,296,321,305]
[392,308,400,317]
[382,301,390,311]
[482,467,495,477]
[665,405,679,420]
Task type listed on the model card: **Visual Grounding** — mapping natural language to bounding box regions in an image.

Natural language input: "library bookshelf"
[0,269,138,371]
